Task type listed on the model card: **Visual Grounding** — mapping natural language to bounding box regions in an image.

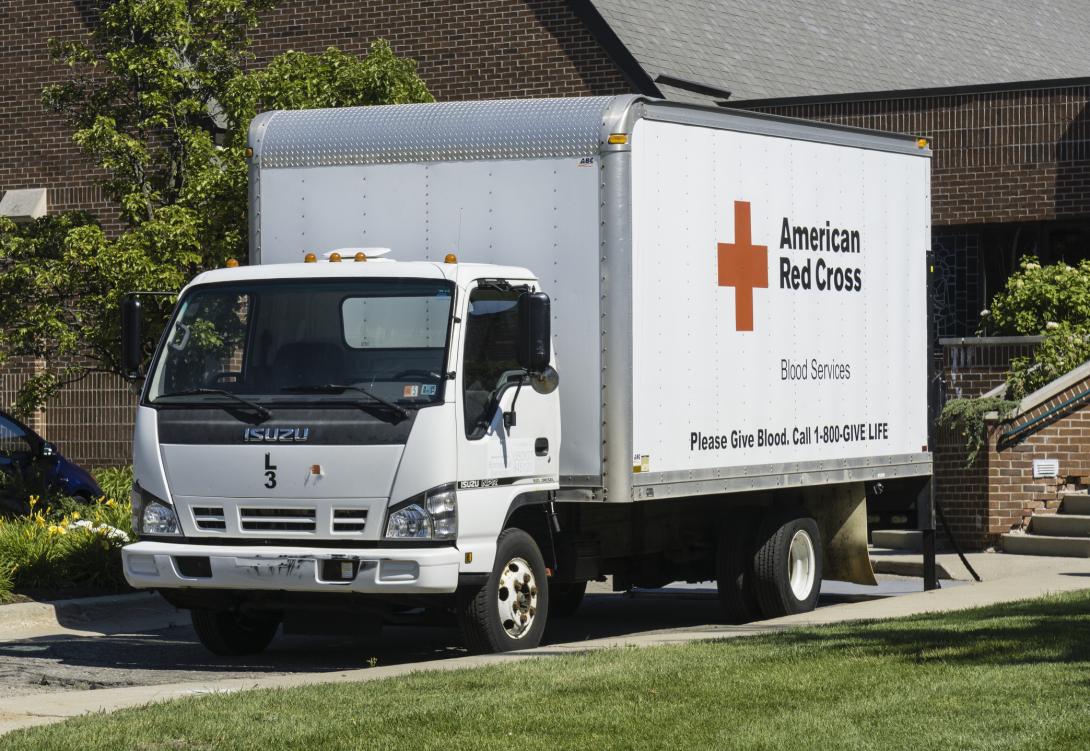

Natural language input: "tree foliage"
[979,257,1090,398]
[0,0,432,416]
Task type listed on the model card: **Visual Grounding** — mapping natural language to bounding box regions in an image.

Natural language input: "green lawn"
[7,591,1090,750]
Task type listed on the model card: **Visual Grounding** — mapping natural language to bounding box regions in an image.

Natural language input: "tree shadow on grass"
[742,593,1090,669]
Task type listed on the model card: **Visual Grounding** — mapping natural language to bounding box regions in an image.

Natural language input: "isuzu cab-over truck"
[120,96,932,655]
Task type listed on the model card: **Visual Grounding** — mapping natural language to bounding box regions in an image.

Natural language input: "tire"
[190,609,280,656]
[716,514,760,624]
[548,581,587,619]
[751,513,822,619]
[457,528,549,653]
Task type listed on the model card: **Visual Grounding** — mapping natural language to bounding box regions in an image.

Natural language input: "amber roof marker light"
[444,253,458,264]
[329,252,342,263]
[304,253,317,263]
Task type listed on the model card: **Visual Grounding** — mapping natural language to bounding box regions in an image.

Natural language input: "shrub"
[0,496,132,594]
[937,397,1020,467]
[981,257,1090,398]
[94,466,134,504]
[0,563,13,604]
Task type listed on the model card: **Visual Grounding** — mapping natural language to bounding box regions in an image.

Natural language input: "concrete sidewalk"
[0,593,188,641]
[1,550,1088,737]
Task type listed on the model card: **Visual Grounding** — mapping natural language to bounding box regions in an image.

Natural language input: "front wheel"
[190,609,280,656]
[457,528,549,653]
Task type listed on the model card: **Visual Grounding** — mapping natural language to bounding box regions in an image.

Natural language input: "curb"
[871,557,955,580]
[0,592,188,641]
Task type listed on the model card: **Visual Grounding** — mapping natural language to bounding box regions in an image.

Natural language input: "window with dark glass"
[462,286,522,437]
[0,416,32,463]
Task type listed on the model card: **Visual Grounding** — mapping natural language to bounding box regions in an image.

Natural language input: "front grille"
[332,508,368,533]
[240,507,316,532]
[192,507,226,531]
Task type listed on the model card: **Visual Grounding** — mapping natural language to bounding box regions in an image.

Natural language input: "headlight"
[132,482,181,536]
[142,502,181,535]
[385,486,457,541]
[385,503,431,539]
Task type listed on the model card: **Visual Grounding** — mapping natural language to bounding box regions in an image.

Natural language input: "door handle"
[534,438,549,457]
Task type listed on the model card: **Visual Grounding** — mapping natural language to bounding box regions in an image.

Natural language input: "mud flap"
[801,481,877,586]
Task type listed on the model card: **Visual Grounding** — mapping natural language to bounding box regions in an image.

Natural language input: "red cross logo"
[717,201,768,332]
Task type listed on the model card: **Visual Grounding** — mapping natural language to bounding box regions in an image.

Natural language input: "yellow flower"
[105,499,117,508]
[71,512,81,520]
[28,495,39,509]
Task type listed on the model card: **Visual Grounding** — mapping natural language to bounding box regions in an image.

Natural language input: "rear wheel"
[457,528,549,653]
[716,514,760,624]
[191,609,280,656]
[751,514,822,619]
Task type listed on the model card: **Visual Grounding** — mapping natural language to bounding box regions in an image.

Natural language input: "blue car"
[0,410,102,513]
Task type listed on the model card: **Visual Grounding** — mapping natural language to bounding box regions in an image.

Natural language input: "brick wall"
[0,358,135,469]
[937,367,1090,549]
[0,1,121,231]
[934,423,991,549]
[940,336,1042,401]
[746,85,1090,227]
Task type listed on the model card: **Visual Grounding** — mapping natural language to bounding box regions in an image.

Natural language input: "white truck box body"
[249,96,932,503]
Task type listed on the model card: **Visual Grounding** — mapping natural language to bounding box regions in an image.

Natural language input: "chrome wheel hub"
[497,557,538,639]
[788,529,816,601]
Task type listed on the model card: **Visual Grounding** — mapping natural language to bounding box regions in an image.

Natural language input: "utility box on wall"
[0,188,47,223]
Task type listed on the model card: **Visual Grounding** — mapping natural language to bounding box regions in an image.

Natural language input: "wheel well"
[503,500,554,570]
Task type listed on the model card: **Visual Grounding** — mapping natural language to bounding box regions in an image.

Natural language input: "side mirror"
[121,295,144,379]
[517,292,551,374]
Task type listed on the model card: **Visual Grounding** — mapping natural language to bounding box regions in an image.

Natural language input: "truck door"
[456,282,560,490]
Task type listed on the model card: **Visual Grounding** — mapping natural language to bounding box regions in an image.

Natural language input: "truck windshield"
[146,279,455,408]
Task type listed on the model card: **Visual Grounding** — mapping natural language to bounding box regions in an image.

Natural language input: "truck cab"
[123,256,562,653]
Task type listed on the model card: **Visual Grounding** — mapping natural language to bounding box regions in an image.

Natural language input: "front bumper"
[122,541,461,594]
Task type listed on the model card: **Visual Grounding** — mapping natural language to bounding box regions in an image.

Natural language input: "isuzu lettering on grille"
[244,427,310,443]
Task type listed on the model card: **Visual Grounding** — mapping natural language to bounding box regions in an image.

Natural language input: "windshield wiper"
[280,384,409,423]
[156,388,272,421]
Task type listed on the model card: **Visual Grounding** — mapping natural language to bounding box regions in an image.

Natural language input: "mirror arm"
[503,376,525,432]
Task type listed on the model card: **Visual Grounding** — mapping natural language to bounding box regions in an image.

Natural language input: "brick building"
[2,0,1089,464]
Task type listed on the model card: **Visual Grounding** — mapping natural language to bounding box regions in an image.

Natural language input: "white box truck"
[120,96,932,654]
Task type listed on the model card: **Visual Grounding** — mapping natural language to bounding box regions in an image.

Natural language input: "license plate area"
[319,558,363,583]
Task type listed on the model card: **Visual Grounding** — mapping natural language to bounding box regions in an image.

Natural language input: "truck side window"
[463,286,522,438]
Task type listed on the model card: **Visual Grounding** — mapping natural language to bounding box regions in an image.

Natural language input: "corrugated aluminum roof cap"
[252,96,640,168]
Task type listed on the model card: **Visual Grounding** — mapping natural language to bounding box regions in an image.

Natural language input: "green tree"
[0,0,432,416]
[979,256,1090,398]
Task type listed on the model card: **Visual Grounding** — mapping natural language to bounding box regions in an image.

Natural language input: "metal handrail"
[998,385,1090,448]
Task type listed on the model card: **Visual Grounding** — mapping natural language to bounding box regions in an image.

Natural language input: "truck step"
[870,529,921,551]
[1061,493,1090,515]
[1001,533,1090,558]
[1030,514,1090,538]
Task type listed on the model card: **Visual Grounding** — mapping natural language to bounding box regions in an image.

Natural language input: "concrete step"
[1030,514,1090,537]
[871,529,922,551]
[1061,493,1090,515]
[1001,533,1090,558]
